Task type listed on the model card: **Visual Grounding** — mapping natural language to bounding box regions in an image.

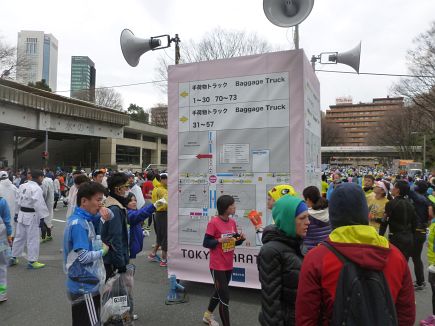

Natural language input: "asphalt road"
[1,206,432,326]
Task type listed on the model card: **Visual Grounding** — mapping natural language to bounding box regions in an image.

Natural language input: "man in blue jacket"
[63,181,111,326]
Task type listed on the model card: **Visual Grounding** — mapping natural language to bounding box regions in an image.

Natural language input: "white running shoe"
[203,311,219,326]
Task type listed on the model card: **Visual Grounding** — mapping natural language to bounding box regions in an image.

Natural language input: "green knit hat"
[272,195,305,237]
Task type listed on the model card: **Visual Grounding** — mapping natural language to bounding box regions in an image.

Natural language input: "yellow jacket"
[152,178,168,211]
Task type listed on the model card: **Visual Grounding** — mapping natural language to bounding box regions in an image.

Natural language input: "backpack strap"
[322,241,348,264]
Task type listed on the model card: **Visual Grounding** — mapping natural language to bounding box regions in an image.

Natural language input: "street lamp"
[411,131,426,170]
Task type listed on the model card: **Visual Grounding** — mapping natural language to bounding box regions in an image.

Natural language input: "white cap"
[0,171,8,180]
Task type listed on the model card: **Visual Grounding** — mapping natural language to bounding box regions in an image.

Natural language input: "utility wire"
[52,70,431,94]
[54,79,167,94]
[315,69,433,78]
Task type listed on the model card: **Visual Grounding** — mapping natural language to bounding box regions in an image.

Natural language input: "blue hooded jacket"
[127,204,156,258]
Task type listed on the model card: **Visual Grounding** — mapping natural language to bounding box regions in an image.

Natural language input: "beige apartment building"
[325,96,404,146]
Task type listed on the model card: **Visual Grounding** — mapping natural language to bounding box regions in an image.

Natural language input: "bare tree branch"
[155,27,275,94]
[394,21,435,121]
[95,87,123,111]
[321,113,345,146]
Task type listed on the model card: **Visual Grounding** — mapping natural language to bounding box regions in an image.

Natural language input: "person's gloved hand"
[101,243,109,256]
[153,198,167,208]
[39,218,45,228]
[14,214,18,223]
[117,265,127,273]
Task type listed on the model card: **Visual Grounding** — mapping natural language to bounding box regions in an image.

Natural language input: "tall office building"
[325,96,404,146]
[16,30,58,91]
[70,56,96,102]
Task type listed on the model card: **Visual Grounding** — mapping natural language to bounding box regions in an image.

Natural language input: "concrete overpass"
[0,78,129,168]
[321,146,422,166]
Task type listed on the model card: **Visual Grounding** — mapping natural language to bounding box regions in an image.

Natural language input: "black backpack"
[323,242,398,326]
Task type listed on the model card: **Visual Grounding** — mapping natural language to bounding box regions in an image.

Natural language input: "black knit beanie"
[329,183,369,229]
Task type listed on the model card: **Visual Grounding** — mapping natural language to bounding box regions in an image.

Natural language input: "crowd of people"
[0,165,434,325]
[0,167,168,325]
[203,169,435,326]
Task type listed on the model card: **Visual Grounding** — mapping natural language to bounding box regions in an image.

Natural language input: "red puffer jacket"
[295,225,415,326]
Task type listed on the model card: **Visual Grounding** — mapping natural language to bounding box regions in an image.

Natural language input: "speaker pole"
[294,25,299,49]
[172,34,181,65]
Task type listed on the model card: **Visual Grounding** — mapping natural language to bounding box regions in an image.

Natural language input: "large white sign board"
[168,50,321,288]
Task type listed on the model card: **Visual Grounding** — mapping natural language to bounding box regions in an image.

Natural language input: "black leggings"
[208,269,232,326]
[412,231,426,285]
[430,271,435,314]
[40,221,51,239]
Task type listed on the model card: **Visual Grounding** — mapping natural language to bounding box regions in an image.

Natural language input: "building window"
[142,135,156,142]
[116,145,140,164]
[124,132,140,140]
[142,149,152,168]
[161,150,167,165]
[25,38,38,54]
[161,138,167,144]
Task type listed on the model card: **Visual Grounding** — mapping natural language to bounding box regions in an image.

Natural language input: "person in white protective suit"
[0,171,18,238]
[66,174,90,219]
[9,170,49,269]
[41,175,55,242]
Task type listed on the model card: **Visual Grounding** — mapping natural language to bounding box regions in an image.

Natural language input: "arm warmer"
[76,249,103,264]
[203,234,219,249]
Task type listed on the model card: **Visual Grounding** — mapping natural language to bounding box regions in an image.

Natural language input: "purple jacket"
[127,204,155,258]
[303,208,331,252]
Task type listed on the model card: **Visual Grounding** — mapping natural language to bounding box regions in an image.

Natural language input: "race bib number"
[221,233,236,252]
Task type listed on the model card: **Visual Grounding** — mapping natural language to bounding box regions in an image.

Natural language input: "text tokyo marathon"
[181,249,258,265]
[234,76,285,87]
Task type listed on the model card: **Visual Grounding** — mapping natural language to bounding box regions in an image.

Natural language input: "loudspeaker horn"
[120,29,161,67]
[263,0,314,27]
[329,42,361,73]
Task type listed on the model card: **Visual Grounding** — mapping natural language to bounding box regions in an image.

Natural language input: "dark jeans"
[71,293,100,326]
[155,211,168,252]
[412,230,427,285]
[208,269,232,326]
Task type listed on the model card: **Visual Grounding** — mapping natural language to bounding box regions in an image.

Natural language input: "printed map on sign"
[178,72,290,247]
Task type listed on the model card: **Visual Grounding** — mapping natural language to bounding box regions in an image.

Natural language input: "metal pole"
[294,25,299,50]
[45,129,48,168]
[14,136,18,170]
[174,34,181,65]
[423,134,426,170]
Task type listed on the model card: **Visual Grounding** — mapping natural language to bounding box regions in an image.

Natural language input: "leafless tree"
[394,21,435,121]
[367,106,426,160]
[95,87,123,111]
[321,114,345,146]
[155,27,275,94]
[150,103,168,128]
[0,37,29,79]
